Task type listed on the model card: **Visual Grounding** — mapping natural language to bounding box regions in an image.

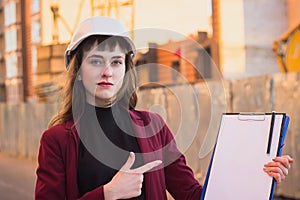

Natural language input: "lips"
[97,81,114,87]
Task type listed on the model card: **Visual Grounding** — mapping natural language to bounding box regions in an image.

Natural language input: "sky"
[41,0,212,47]
[134,0,212,43]
[135,0,211,47]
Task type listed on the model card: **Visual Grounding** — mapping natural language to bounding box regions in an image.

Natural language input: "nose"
[102,65,113,77]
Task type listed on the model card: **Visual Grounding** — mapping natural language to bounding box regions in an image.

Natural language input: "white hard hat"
[65,16,136,67]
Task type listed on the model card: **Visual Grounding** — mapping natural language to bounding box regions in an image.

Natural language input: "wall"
[0,72,299,198]
[243,0,287,77]
[0,103,59,159]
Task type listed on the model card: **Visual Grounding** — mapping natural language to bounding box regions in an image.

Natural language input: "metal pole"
[21,0,32,101]
[211,0,221,74]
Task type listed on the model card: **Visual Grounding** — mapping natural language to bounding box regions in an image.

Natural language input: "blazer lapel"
[129,110,159,199]
[128,110,153,163]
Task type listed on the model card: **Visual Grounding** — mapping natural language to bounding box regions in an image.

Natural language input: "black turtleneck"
[77,104,145,199]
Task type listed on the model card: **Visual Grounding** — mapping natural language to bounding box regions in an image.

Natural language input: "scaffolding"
[50,0,135,43]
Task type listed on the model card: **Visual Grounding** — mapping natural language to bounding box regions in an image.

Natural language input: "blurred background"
[0,0,299,199]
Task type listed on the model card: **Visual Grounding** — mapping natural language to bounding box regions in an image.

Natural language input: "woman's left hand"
[263,155,294,183]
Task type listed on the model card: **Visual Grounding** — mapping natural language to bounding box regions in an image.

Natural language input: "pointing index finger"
[120,152,135,172]
[132,160,162,173]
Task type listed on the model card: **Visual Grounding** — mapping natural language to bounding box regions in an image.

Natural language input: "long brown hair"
[48,35,138,127]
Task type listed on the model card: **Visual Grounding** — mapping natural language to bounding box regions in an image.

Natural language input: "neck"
[88,96,117,108]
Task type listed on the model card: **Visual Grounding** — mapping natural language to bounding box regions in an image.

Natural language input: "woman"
[35,16,293,200]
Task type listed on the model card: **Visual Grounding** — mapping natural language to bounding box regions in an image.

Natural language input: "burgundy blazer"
[35,109,202,199]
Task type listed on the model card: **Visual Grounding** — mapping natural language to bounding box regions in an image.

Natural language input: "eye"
[89,58,104,65]
[111,59,123,66]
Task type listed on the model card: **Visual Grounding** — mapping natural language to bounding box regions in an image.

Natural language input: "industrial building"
[0,0,135,103]
[0,0,300,103]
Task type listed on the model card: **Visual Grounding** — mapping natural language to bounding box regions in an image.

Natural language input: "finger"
[120,152,135,172]
[132,160,162,174]
[264,166,285,183]
[268,171,282,183]
[279,165,289,176]
[272,156,291,169]
[264,165,287,177]
[264,161,288,176]
[282,155,294,163]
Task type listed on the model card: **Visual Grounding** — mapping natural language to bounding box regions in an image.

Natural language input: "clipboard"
[200,112,289,200]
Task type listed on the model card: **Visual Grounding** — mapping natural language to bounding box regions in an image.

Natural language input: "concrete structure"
[214,0,300,78]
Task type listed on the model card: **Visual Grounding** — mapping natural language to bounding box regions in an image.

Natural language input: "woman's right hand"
[104,152,162,200]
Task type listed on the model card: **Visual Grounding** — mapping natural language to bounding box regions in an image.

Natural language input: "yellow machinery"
[273,23,300,72]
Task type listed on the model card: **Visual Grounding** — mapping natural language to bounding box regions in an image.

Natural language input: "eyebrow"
[112,55,125,59]
[87,55,125,59]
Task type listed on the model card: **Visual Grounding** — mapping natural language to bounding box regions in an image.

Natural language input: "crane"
[50,0,135,43]
[90,0,135,40]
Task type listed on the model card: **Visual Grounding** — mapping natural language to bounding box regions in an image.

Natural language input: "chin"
[95,94,115,101]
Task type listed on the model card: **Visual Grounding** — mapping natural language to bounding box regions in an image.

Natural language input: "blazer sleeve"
[160,119,203,200]
[35,127,105,200]
[35,128,68,199]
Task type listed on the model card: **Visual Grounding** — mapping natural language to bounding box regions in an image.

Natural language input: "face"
[79,43,126,106]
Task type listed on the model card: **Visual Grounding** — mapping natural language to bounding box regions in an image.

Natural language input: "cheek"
[80,68,99,91]
[115,68,126,82]
[81,66,100,81]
